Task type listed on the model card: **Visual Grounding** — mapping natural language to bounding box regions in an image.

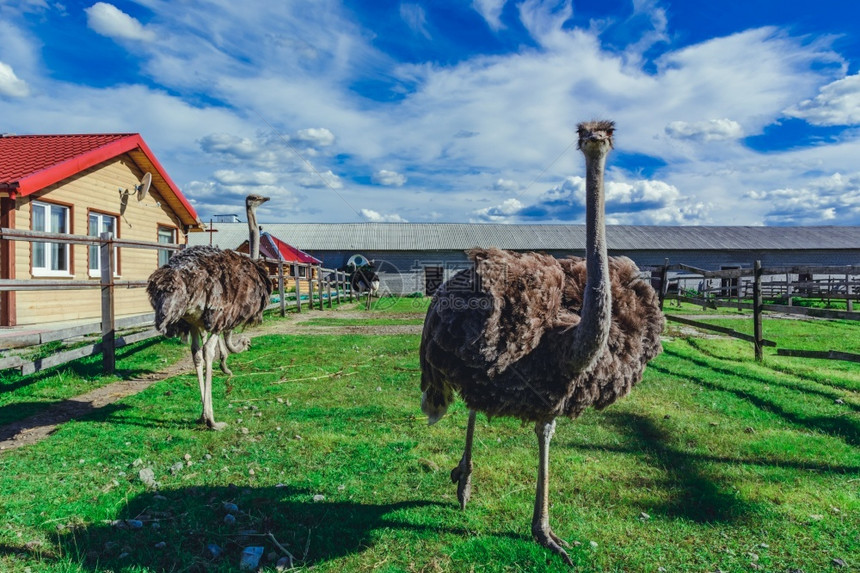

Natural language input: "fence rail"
[660,259,860,362]
[0,228,355,375]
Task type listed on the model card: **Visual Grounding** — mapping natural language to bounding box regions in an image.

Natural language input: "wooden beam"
[776,349,860,363]
[665,314,776,346]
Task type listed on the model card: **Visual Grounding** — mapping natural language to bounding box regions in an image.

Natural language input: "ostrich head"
[246,194,270,211]
[576,120,615,158]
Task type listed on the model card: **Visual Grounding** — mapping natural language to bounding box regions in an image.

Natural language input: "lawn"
[0,298,857,572]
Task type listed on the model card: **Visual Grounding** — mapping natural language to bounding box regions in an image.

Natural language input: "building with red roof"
[0,133,204,326]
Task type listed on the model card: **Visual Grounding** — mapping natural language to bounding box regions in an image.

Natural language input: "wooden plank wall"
[12,155,188,325]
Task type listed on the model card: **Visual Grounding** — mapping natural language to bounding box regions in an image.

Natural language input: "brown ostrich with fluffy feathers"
[419,121,664,564]
[147,194,273,430]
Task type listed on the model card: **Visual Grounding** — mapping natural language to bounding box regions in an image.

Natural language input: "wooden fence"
[0,228,353,375]
[653,260,860,363]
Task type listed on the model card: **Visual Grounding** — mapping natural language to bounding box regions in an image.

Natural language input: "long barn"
[190,223,860,294]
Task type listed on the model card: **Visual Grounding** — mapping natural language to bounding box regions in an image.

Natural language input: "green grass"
[0,306,857,572]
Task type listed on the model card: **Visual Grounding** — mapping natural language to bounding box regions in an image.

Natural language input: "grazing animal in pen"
[419,121,664,564]
[147,194,273,430]
[351,265,380,308]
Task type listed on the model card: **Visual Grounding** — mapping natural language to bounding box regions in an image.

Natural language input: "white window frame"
[88,212,119,278]
[31,201,72,278]
[157,226,177,267]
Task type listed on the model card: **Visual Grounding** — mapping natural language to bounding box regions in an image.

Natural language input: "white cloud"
[744,171,860,225]
[784,73,860,126]
[665,119,743,142]
[296,169,343,189]
[400,3,431,39]
[213,170,279,186]
[85,2,155,42]
[361,208,408,222]
[472,0,506,31]
[472,197,523,222]
[0,61,29,97]
[294,127,335,147]
[372,169,407,186]
[492,178,519,192]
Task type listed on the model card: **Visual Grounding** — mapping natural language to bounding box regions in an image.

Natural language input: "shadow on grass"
[652,358,860,447]
[0,402,131,446]
[50,484,462,571]
[665,345,860,411]
[598,411,766,523]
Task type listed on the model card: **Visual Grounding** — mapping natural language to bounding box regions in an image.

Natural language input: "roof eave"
[14,134,203,230]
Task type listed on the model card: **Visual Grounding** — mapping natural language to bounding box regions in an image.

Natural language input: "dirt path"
[0,309,423,452]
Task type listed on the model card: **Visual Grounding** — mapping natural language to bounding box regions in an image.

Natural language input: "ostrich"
[419,121,664,564]
[351,265,380,308]
[147,194,273,430]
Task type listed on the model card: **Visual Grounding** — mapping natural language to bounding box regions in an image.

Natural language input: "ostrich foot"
[532,524,572,566]
[450,458,472,510]
[197,416,228,431]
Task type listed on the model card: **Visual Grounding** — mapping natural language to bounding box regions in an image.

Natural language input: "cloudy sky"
[1,0,859,226]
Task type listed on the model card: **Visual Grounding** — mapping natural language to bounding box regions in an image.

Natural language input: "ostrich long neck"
[566,149,612,372]
[247,206,260,260]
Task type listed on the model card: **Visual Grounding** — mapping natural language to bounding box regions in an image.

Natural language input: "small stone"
[744,427,755,433]
[832,558,847,568]
[207,543,223,558]
[313,494,325,502]
[759,543,769,549]
[132,458,143,467]
[170,462,184,474]
[639,512,650,520]
[118,552,130,559]
[204,454,212,460]
[183,453,191,461]
[658,568,666,573]
[748,552,759,561]
[418,458,440,472]
[809,514,824,521]
[240,427,249,435]
[709,422,718,427]
[294,435,302,441]
[338,484,346,491]
[224,514,236,526]
[589,540,598,549]
[154,541,166,549]
[151,522,160,529]
[834,399,845,405]
[139,468,157,488]
[223,502,239,514]
[277,398,284,403]
[248,468,256,476]
[831,506,841,514]
[276,426,282,431]
[239,546,264,571]
[276,555,293,571]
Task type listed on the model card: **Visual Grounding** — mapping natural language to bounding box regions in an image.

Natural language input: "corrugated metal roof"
[189,223,860,252]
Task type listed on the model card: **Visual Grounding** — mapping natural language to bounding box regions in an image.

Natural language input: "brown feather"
[420,248,664,423]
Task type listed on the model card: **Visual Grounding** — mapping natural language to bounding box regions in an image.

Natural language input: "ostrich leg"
[532,419,572,566]
[201,333,227,431]
[451,409,477,510]
[191,328,207,423]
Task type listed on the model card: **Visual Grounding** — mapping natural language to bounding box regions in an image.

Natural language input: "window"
[157,226,176,267]
[89,212,118,276]
[32,201,70,276]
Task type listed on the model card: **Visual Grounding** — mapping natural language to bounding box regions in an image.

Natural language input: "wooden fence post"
[317,267,324,310]
[658,258,669,310]
[336,271,342,305]
[327,279,333,308]
[100,232,116,374]
[753,260,763,362]
[847,273,853,312]
[278,259,286,317]
[295,264,302,313]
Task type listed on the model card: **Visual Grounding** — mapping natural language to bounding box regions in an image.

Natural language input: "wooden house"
[0,133,204,327]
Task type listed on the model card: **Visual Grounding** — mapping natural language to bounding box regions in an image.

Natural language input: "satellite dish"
[136,172,152,201]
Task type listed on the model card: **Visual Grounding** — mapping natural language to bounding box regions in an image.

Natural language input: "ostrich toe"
[450,459,473,510]
[532,524,573,566]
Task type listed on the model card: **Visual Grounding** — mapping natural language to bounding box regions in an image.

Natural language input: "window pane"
[33,242,45,268]
[34,205,46,231]
[89,214,99,270]
[157,227,175,266]
[51,242,67,271]
[51,205,67,233]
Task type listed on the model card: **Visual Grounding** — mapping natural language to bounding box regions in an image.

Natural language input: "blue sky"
[1,0,859,226]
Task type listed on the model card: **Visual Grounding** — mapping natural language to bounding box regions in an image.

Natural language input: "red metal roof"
[237,231,322,264]
[0,133,201,227]
[265,232,322,264]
